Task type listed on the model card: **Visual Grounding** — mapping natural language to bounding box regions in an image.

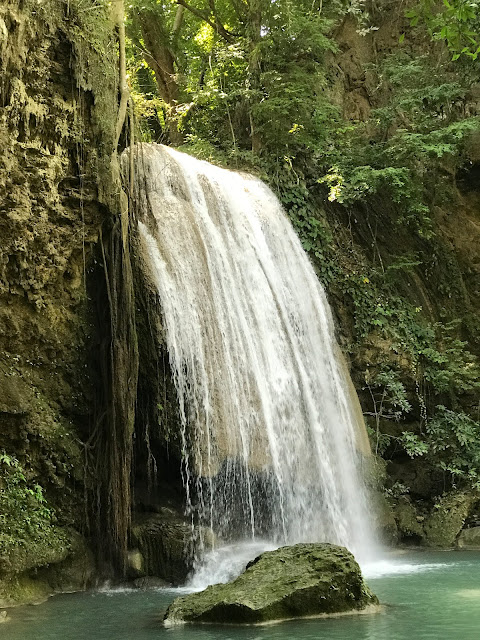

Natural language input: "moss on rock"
[0,0,122,603]
[390,491,479,547]
[0,528,95,607]
[457,526,480,549]
[0,576,52,608]
[35,530,96,593]
[393,496,425,543]
[164,543,378,626]
[423,492,478,548]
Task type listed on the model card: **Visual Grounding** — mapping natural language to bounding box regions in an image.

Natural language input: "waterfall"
[132,144,375,585]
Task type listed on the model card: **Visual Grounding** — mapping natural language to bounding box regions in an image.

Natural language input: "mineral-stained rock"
[0,0,121,605]
[164,543,378,626]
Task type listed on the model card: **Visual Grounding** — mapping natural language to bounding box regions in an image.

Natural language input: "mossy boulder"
[132,510,194,584]
[457,526,480,549]
[0,525,69,578]
[132,509,215,584]
[423,492,477,548]
[393,496,425,542]
[164,543,378,626]
[0,528,95,607]
[0,576,52,608]
[34,530,96,594]
[391,491,479,547]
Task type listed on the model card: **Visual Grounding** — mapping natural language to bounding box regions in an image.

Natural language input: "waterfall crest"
[132,144,375,582]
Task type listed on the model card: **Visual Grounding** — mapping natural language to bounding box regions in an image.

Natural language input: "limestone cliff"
[0,0,125,604]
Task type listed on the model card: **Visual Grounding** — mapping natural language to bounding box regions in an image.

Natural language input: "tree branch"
[175,0,236,42]
[173,5,185,38]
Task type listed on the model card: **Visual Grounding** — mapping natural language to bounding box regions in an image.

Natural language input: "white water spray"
[133,144,376,586]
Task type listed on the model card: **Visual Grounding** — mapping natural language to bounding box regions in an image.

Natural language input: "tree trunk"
[138,11,184,146]
[248,0,262,153]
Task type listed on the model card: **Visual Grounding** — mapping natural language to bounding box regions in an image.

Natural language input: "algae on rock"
[164,543,378,626]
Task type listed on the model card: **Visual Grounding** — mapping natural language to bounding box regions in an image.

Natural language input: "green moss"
[0,576,52,608]
[0,0,121,601]
[424,492,478,548]
[165,543,378,625]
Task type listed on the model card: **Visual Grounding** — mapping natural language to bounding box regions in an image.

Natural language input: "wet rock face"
[131,510,194,585]
[0,0,119,603]
[131,508,216,585]
[164,543,378,626]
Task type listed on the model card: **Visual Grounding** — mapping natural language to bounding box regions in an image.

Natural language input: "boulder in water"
[164,543,378,625]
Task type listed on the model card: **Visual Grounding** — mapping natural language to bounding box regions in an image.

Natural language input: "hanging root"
[94,215,139,574]
[90,0,139,574]
[113,0,129,149]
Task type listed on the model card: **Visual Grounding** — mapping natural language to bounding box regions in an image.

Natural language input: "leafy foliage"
[426,407,480,484]
[399,431,430,457]
[125,0,480,492]
[0,452,57,556]
[320,54,478,236]
[406,0,480,60]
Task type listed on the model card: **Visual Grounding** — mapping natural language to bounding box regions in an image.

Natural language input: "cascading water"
[132,143,376,586]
